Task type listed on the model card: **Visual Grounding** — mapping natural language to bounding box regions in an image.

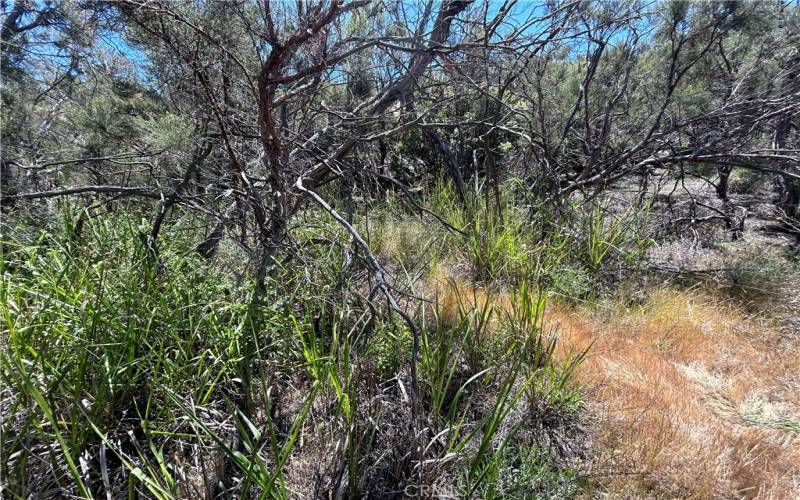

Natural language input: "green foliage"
[426,179,468,229]
[575,200,654,282]
[728,167,766,194]
[77,82,163,155]
[465,201,532,281]
[416,281,586,499]
[582,202,627,273]
[483,446,584,499]
[366,320,412,379]
[723,246,791,295]
[508,282,587,413]
[0,213,300,497]
[547,266,594,301]
[426,180,541,282]
[421,287,497,419]
[137,112,195,153]
[1,206,590,497]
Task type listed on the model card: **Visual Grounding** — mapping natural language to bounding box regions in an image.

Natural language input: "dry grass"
[428,276,800,499]
[559,291,800,499]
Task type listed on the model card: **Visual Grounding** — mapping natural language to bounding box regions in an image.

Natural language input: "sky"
[4,0,660,93]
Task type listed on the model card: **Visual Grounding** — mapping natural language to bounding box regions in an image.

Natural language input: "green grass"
[1,215,305,497]
[1,197,588,498]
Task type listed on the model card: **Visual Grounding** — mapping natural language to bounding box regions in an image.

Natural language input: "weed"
[1,206,589,498]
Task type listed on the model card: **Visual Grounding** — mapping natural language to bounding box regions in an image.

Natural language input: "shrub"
[366,320,412,379]
[723,247,791,295]
[728,167,765,195]
[489,446,584,499]
[1,207,589,498]
[0,213,326,497]
[547,266,594,301]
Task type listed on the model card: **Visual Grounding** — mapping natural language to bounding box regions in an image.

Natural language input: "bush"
[728,168,765,195]
[548,266,594,301]
[1,208,589,498]
[1,218,252,497]
[366,320,412,378]
[489,446,584,499]
[723,246,791,295]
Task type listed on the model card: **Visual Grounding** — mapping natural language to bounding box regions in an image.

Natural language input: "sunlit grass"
[1,200,587,498]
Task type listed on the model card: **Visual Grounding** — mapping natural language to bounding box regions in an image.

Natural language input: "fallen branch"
[4,185,162,201]
[293,176,423,451]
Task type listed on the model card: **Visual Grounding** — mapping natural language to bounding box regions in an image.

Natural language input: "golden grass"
[429,278,800,498]
[555,291,800,498]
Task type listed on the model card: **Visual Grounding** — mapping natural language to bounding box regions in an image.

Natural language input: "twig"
[292,177,423,438]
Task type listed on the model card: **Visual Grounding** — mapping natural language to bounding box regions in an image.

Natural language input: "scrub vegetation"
[2,1,799,498]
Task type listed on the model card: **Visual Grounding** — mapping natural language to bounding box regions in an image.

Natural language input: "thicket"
[3,0,800,497]
[0,184,640,497]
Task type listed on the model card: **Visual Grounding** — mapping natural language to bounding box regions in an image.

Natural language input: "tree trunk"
[716,165,731,200]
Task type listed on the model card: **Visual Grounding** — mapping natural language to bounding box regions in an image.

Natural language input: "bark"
[4,185,160,201]
[773,117,799,219]
[428,128,468,204]
[772,42,800,220]
[716,165,731,200]
[195,202,238,259]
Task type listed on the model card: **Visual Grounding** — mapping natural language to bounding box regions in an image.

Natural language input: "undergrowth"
[4,180,796,498]
[1,193,589,498]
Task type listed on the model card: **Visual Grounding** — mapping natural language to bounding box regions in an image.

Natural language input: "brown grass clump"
[428,276,800,498]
